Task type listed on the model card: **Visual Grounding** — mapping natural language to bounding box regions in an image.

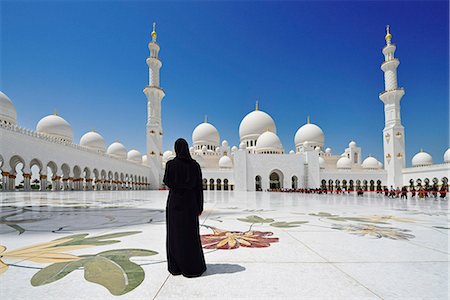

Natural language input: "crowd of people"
[267,185,448,199]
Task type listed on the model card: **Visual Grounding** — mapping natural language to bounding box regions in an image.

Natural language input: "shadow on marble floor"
[202,263,246,277]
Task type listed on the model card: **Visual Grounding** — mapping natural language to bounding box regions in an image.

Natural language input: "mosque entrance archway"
[292,176,298,189]
[269,170,283,189]
[255,175,262,191]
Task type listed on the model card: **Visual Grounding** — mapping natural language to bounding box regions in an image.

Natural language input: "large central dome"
[192,121,220,146]
[239,109,276,142]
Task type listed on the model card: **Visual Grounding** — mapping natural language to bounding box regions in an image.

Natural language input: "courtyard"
[0,191,448,299]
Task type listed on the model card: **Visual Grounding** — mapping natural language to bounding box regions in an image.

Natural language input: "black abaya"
[163,139,206,277]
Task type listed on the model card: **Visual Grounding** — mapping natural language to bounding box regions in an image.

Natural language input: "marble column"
[2,172,9,191]
[9,174,16,190]
[23,173,31,191]
[40,175,47,191]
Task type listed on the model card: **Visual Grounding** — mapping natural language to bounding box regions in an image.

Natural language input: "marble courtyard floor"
[0,191,448,299]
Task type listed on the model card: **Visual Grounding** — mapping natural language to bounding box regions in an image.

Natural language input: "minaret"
[379,25,405,188]
[144,22,165,188]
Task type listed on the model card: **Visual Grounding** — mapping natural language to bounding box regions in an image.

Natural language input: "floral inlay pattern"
[332,224,415,240]
[201,227,279,250]
[0,231,157,295]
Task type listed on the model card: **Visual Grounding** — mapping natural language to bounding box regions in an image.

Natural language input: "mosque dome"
[163,150,174,161]
[378,161,383,168]
[239,109,276,142]
[142,155,148,165]
[192,122,220,146]
[444,148,450,163]
[255,131,283,153]
[231,146,238,152]
[336,156,352,169]
[289,150,295,154]
[0,91,17,125]
[349,141,357,148]
[219,155,233,168]
[319,156,325,169]
[107,141,127,159]
[193,154,206,168]
[294,122,324,148]
[325,147,332,154]
[127,149,142,163]
[239,142,247,150]
[412,150,433,167]
[80,131,106,152]
[36,114,73,142]
[222,140,229,148]
[362,156,380,169]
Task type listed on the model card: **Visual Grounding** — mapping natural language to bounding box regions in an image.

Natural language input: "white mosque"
[0,25,448,192]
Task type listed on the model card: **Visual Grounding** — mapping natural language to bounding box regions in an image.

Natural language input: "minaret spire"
[385,24,392,45]
[152,22,157,42]
[255,100,259,111]
[379,25,405,188]
[144,22,165,188]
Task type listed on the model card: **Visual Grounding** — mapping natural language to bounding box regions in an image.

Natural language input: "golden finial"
[420,148,423,152]
[385,25,392,44]
[255,100,259,111]
[92,128,96,132]
[204,115,208,123]
[307,115,310,124]
[53,109,58,116]
[151,22,157,42]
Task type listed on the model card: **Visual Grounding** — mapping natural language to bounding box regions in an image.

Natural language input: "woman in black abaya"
[163,138,206,277]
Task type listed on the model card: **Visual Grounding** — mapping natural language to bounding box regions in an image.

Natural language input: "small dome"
[289,150,295,154]
[412,150,433,167]
[349,141,357,148]
[239,142,247,150]
[163,150,174,161]
[319,156,325,169]
[192,122,220,146]
[239,109,276,142]
[142,155,148,165]
[337,156,352,169]
[325,147,332,154]
[314,146,321,152]
[201,145,207,152]
[231,146,238,152]
[294,123,324,148]
[36,114,73,142]
[444,148,450,163]
[215,146,221,153]
[189,146,194,152]
[255,131,283,153]
[221,140,229,148]
[80,131,106,151]
[362,156,380,169]
[0,91,17,125]
[219,155,233,168]
[107,142,127,159]
[127,149,142,163]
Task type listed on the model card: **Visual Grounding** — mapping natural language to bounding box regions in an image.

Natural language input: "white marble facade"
[1,25,449,192]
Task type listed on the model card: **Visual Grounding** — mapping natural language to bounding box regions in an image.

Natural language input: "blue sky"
[1,0,448,165]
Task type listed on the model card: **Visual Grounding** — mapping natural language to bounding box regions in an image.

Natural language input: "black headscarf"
[174,138,193,161]
[163,138,200,189]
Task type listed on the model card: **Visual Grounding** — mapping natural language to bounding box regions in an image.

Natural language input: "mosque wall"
[402,164,450,187]
[0,124,151,191]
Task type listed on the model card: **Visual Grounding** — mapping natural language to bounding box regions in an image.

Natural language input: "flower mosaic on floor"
[200,215,309,250]
[201,226,279,250]
[331,224,415,240]
[308,212,417,224]
[0,231,158,296]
